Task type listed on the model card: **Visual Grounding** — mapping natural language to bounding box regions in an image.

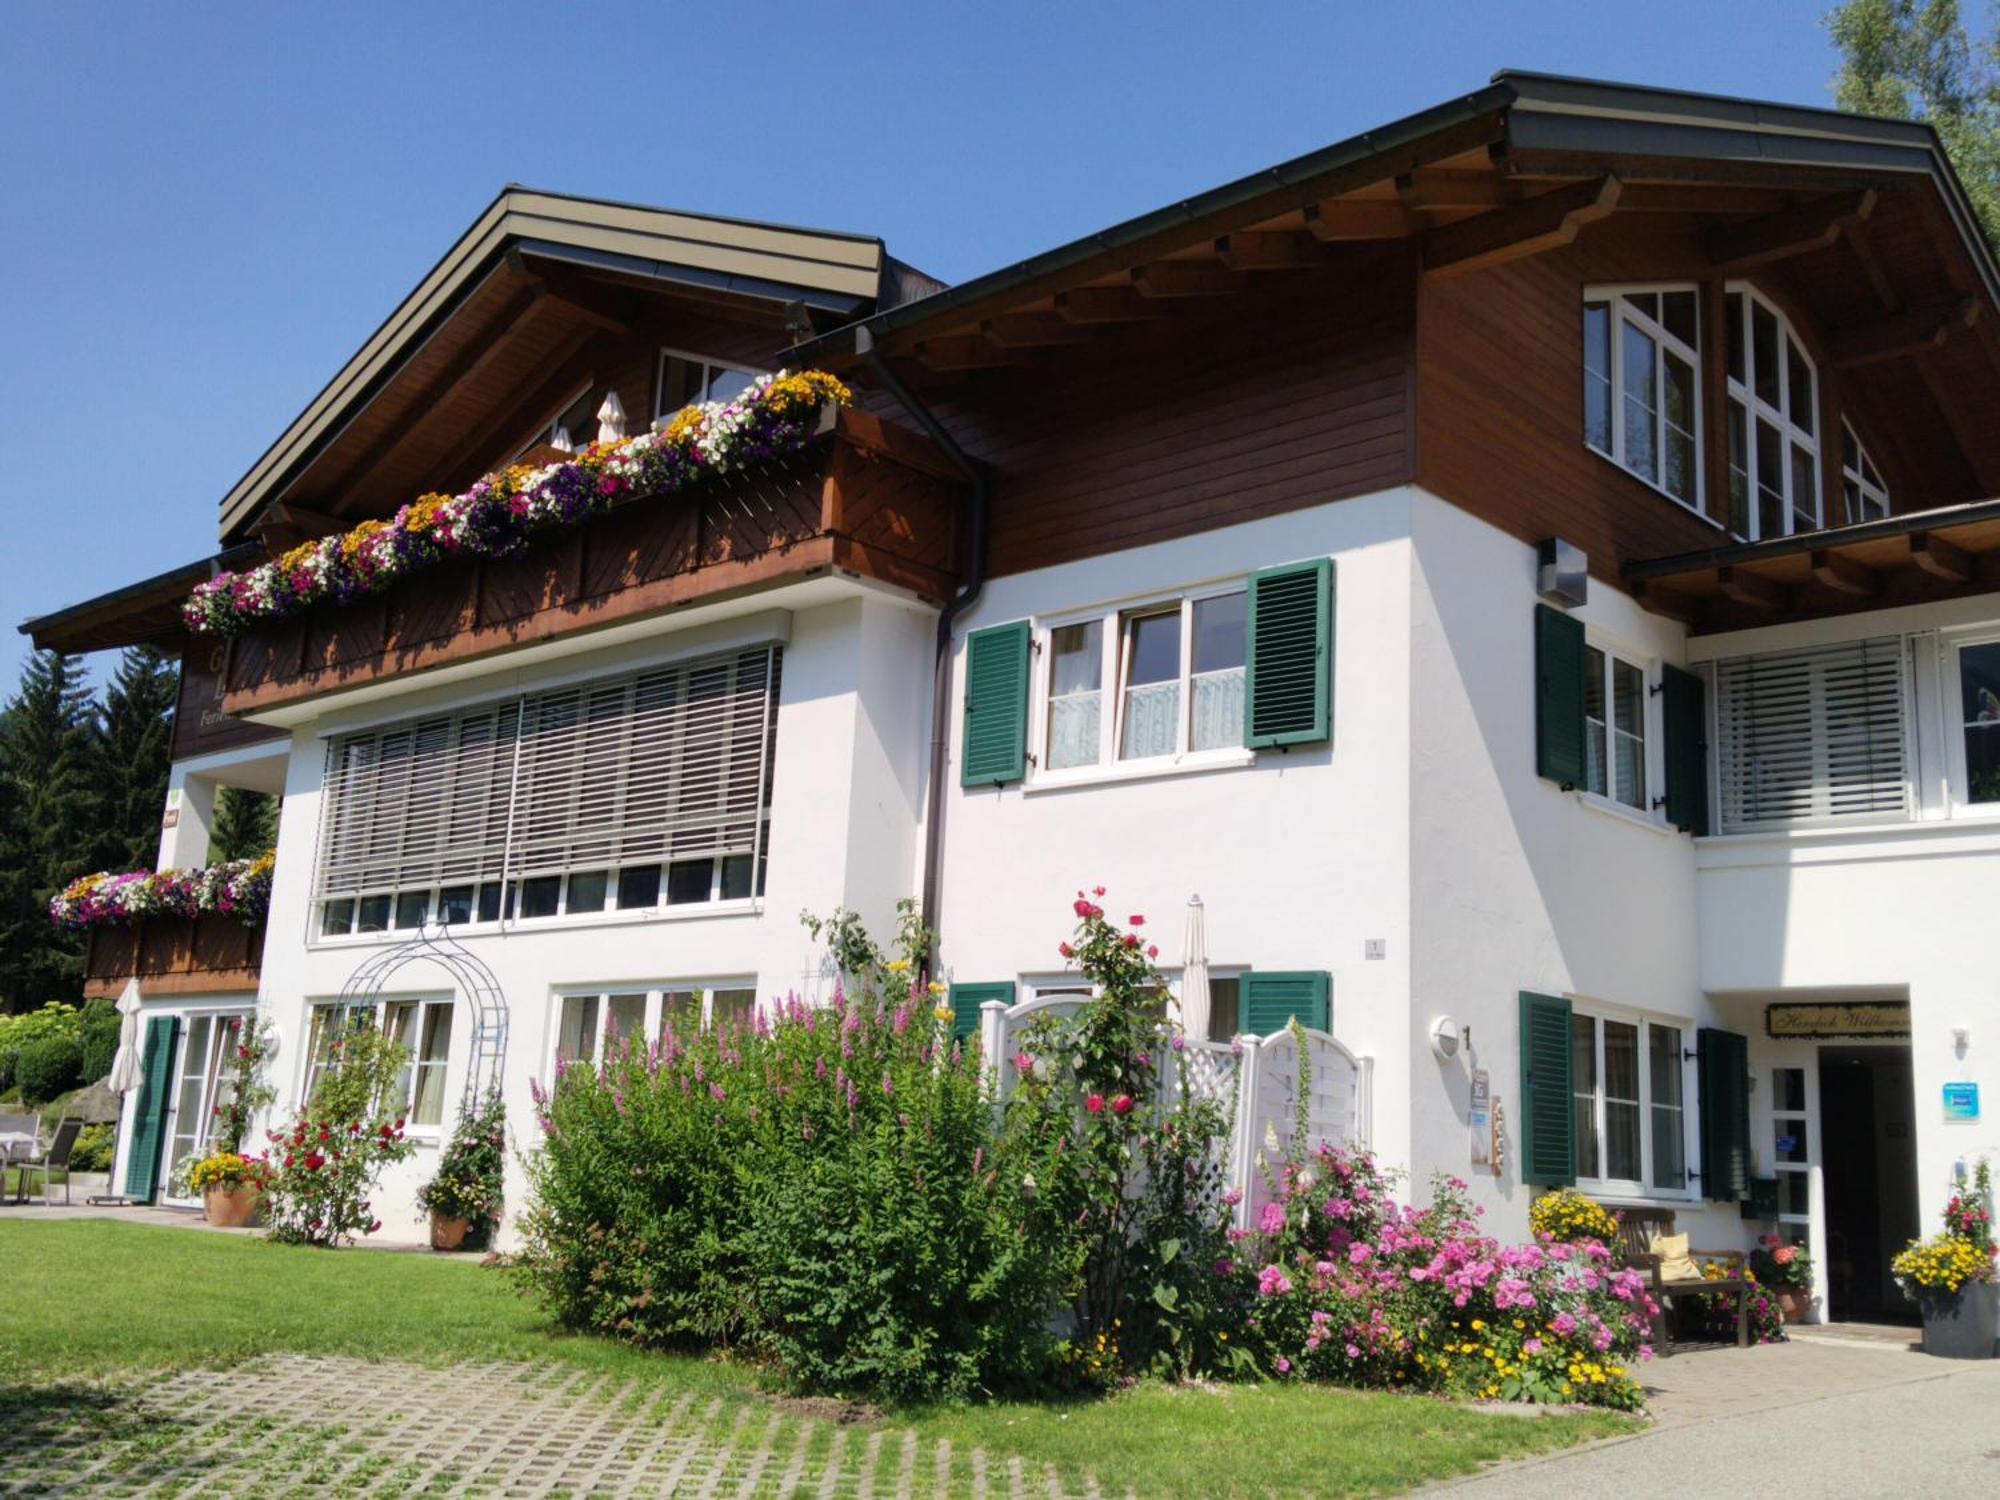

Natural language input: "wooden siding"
[83,917,263,1000]
[215,408,962,716]
[919,241,1417,579]
[171,638,288,761]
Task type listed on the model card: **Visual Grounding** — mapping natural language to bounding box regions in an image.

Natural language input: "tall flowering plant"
[50,853,274,931]
[262,1021,413,1247]
[416,1087,507,1247]
[1893,1157,1997,1302]
[184,370,851,637]
[212,1013,278,1155]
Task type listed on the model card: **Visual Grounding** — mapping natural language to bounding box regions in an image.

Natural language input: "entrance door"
[1818,1046,1920,1323]
[162,1012,248,1203]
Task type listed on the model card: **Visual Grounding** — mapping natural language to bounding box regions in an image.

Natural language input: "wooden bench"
[1614,1207,1750,1354]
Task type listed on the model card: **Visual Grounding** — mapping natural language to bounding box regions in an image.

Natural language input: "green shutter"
[1698,1028,1751,1201]
[1534,605,1586,788]
[960,622,1030,786]
[1241,971,1331,1034]
[1245,559,1333,748]
[123,1015,179,1203]
[947,980,1015,1041]
[1660,663,1710,835]
[1519,991,1575,1187]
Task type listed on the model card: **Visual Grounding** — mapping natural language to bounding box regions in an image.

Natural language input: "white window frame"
[1725,283,1822,541]
[1581,639,1656,818]
[546,982,757,1076]
[1028,581,1252,788]
[302,995,454,1136]
[1582,283,1706,517]
[1945,629,2000,816]
[1840,418,1891,524]
[1020,967,1247,1042]
[512,382,598,460]
[1568,1001,1696,1203]
[653,348,766,424]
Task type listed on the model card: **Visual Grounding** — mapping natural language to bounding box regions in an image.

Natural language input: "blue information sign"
[1943,1082,1980,1122]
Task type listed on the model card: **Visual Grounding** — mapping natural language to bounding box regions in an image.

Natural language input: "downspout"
[854,325,989,974]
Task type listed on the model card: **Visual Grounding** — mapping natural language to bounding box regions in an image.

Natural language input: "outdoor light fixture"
[1429,1016,1463,1062]
[1536,538,1588,609]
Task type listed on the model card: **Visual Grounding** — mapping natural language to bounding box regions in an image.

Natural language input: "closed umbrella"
[107,979,144,1095]
[1180,895,1212,1045]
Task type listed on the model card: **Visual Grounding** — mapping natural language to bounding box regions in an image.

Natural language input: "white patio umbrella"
[1180,895,1212,1045]
[107,978,144,1095]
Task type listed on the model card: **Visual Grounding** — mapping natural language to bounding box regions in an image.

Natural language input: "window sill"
[1574,791,1676,838]
[1023,747,1257,794]
[308,899,764,951]
[1583,1188,1699,1210]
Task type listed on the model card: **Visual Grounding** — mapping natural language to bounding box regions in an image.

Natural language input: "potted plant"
[1749,1234,1815,1323]
[1893,1159,1997,1359]
[416,1088,505,1252]
[188,1151,273,1228]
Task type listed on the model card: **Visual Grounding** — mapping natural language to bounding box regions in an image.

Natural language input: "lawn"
[0,1220,1636,1497]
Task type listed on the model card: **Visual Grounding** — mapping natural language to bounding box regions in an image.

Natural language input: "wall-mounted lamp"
[1430,1016,1464,1062]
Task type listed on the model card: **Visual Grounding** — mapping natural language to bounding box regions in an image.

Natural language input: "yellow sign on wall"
[1765,1002,1911,1040]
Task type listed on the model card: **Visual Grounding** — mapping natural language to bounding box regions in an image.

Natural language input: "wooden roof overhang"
[214,189,908,544]
[18,544,264,654]
[790,72,2000,503]
[1624,498,2000,633]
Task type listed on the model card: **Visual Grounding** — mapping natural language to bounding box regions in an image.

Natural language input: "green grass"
[0,1220,1635,1497]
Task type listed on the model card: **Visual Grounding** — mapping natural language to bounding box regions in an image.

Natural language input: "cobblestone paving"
[0,1356,1111,1498]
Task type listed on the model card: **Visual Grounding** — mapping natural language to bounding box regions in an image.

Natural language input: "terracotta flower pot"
[429,1211,472,1252]
[203,1182,260,1229]
[1775,1287,1810,1324]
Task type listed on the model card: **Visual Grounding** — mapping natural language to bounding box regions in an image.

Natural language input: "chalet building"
[25,73,2000,1322]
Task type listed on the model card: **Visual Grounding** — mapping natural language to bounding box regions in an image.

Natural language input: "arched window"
[1841,419,1891,523]
[1725,285,1821,540]
[1582,286,1703,511]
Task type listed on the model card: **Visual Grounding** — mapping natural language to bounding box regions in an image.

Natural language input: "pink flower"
[1257,1265,1293,1297]
[1259,1201,1286,1235]
[1274,1356,1291,1374]
[1128,914,1145,927]
[1123,934,1139,949]
[1111,1094,1134,1116]
[1072,899,1093,919]
[1084,1093,1106,1115]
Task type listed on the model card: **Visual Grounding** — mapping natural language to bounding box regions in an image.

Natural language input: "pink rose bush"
[1234,1143,1655,1409]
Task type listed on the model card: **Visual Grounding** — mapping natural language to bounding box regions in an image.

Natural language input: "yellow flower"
[933,1005,955,1023]
[887,959,910,974]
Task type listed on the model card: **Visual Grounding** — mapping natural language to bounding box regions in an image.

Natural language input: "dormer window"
[1724,285,1821,540]
[656,350,763,422]
[1583,286,1702,512]
[1841,419,1891,523]
[513,384,601,460]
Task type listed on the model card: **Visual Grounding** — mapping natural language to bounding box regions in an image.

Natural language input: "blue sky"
[0,0,1852,689]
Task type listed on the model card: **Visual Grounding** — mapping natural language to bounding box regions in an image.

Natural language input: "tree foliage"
[92,647,179,872]
[1829,0,2000,247]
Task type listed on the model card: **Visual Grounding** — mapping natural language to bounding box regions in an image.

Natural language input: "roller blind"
[315,645,780,902]
[1713,636,1907,832]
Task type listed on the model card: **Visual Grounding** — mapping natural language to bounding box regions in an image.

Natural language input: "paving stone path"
[0,1356,1113,1499]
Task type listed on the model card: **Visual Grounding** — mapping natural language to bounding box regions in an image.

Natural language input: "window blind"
[1713,636,1907,832]
[315,645,779,905]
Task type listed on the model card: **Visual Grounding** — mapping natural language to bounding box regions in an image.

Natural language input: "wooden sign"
[1765,1001,1911,1040]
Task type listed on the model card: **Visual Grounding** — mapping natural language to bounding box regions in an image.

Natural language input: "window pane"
[1206,976,1240,1044]
[357,894,391,933]
[1571,1014,1599,1180]
[1752,299,1780,408]
[1192,593,1246,673]
[1612,657,1646,810]
[1120,611,1182,760]
[666,859,714,904]
[1649,1024,1685,1190]
[1961,643,2000,803]
[1775,1067,1806,1113]
[1626,291,1659,323]
[565,870,608,915]
[1790,443,1819,532]
[1774,1119,1807,1164]
[707,367,756,405]
[1780,1173,1811,1216]
[1620,320,1659,482]
[661,990,700,1034]
[1756,418,1786,538]
[1726,290,1746,384]
[616,865,661,910]
[711,988,755,1032]
[1603,1019,1641,1182]
[517,875,561,919]
[477,882,504,923]
[439,886,474,926]
[1662,290,1698,349]
[1583,645,1609,797]
[605,994,647,1057]
[1191,593,1246,752]
[1727,400,1750,537]
[658,355,703,414]
[1787,339,1815,433]
[1583,301,1613,454]
[557,995,597,1067]
[321,899,354,938]
[394,890,430,929]
[1841,423,1859,473]
[1662,349,1697,503]
[1047,621,1103,770]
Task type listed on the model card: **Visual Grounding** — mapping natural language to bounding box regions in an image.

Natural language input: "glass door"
[162,1012,247,1203]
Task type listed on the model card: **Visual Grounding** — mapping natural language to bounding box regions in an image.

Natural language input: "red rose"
[1147,945,1159,959]
[1059,942,1074,958]
[1085,1094,1106,1115]
[1129,914,1145,927]
[1123,934,1139,948]
[1112,1094,1135,1116]
[1073,899,1093,918]
[1093,886,1106,897]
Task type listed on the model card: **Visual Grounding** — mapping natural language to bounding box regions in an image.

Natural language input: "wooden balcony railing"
[83,916,264,999]
[215,406,964,716]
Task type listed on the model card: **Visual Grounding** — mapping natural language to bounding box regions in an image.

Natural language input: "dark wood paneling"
[85,916,263,999]
[170,640,288,762]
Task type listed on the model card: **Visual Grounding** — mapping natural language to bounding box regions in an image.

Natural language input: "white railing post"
[1356,1054,1375,1149]
[1230,1035,1261,1231]
[980,1000,1008,1098]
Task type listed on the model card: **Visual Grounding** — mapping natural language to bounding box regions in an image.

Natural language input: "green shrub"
[0,1003,83,1096]
[79,1001,121,1083]
[70,1123,114,1173]
[15,1035,84,1105]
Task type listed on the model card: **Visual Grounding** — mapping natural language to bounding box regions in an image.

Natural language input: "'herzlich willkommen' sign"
[1765,1001,1911,1040]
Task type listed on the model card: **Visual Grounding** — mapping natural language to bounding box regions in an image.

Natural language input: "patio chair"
[1615,1206,1751,1354]
[15,1118,83,1207]
[0,1113,41,1203]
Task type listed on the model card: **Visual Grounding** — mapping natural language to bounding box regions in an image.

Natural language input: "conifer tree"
[91,645,179,872]
[0,651,99,1011]
[211,787,279,862]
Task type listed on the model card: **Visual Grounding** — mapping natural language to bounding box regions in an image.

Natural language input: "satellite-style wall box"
[1537,538,1588,609]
